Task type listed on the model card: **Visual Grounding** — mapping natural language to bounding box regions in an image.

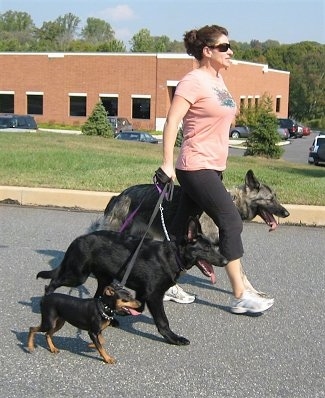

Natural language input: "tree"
[243,95,283,159]
[0,10,36,50]
[81,18,115,45]
[36,13,80,51]
[130,29,155,52]
[96,39,126,52]
[81,101,113,138]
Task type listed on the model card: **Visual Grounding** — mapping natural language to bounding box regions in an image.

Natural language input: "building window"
[247,97,253,108]
[69,94,87,116]
[276,97,281,113]
[27,93,43,115]
[240,98,245,114]
[132,96,151,119]
[0,93,14,113]
[99,95,118,116]
[255,97,259,108]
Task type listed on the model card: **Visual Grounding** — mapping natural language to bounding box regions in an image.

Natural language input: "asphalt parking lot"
[1,205,324,398]
[229,131,320,164]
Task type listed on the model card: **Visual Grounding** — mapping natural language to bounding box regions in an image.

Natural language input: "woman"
[161,25,274,314]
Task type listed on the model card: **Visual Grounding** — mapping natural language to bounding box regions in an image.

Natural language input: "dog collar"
[96,298,115,320]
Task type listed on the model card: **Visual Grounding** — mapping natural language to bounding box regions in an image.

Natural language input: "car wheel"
[231,131,240,139]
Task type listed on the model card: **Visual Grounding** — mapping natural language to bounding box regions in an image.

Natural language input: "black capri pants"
[170,169,244,261]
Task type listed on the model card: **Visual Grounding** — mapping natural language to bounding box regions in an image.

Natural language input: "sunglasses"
[207,43,231,52]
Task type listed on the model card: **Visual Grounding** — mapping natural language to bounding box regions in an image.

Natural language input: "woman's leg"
[175,169,274,313]
[225,258,245,299]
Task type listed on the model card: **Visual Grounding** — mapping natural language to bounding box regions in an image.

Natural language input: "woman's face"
[204,34,233,69]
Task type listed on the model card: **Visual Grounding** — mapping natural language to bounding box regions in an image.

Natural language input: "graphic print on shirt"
[212,87,236,108]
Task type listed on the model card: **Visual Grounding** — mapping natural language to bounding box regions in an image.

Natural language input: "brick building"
[0,52,290,131]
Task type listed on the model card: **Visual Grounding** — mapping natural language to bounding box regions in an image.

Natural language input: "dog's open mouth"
[121,307,141,316]
[197,259,216,284]
[258,209,278,231]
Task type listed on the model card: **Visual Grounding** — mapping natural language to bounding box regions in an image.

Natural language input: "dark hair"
[183,25,229,60]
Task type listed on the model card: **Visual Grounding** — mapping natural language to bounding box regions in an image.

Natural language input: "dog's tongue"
[269,220,277,231]
[125,308,141,316]
[197,259,216,284]
[259,209,278,232]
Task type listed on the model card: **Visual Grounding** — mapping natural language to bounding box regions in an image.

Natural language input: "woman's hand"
[160,164,176,181]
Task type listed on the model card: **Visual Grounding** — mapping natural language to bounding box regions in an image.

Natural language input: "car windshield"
[118,133,139,140]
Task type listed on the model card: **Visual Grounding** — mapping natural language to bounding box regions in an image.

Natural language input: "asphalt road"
[1,205,324,398]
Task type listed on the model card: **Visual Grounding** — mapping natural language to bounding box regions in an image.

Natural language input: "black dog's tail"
[36,269,57,279]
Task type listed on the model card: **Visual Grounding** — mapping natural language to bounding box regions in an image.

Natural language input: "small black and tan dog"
[27,284,141,364]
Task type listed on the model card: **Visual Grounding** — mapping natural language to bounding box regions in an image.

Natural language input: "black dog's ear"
[245,169,260,190]
[186,216,201,241]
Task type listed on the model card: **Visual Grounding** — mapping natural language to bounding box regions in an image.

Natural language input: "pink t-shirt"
[175,68,237,171]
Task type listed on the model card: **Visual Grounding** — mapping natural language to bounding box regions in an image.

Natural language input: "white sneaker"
[163,284,195,304]
[230,290,274,314]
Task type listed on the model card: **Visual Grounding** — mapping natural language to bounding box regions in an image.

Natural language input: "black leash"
[119,168,173,287]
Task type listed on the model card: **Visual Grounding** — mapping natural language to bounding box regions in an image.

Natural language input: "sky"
[1,0,324,46]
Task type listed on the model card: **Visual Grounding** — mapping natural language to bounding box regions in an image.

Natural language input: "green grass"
[0,131,324,206]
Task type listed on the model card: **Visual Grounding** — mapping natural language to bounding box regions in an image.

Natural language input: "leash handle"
[153,167,174,202]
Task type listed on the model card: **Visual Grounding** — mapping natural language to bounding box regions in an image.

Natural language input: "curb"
[1,185,324,227]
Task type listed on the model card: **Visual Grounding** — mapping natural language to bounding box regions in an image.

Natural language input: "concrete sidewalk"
[1,185,324,227]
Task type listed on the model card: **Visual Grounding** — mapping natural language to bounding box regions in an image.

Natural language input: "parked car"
[277,118,302,138]
[229,125,250,139]
[115,131,159,144]
[0,114,38,130]
[277,127,290,140]
[308,133,325,166]
[229,125,289,140]
[107,116,133,136]
[301,125,311,136]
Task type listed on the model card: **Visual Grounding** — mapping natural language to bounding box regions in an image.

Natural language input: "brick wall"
[0,53,289,130]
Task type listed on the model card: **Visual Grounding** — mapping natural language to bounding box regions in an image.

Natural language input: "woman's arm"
[161,95,191,179]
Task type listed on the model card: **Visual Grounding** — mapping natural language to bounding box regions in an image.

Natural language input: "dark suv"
[308,133,325,166]
[277,118,302,138]
[0,114,38,130]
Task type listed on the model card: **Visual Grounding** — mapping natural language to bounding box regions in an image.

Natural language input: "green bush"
[81,101,113,138]
[241,95,284,158]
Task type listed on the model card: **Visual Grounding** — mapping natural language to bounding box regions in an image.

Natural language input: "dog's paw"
[175,336,190,345]
[104,356,116,364]
[165,334,190,345]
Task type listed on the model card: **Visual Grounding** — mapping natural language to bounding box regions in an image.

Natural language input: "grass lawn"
[0,131,324,206]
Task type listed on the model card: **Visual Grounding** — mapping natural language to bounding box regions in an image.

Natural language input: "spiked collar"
[96,297,115,320]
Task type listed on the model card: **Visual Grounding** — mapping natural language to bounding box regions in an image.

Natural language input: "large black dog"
[37,217,228,345]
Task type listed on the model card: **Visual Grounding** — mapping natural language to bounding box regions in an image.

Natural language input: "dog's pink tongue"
[210,270,216,285]
[128,308,141,316]
[199,259,216,284]
[269,220,277,231]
